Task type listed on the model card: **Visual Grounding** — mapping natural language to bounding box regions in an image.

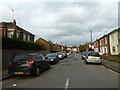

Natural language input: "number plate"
[92,58,97,60]
[15,72,23,74]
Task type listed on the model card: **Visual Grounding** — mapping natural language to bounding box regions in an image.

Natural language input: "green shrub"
[2,36,45,51]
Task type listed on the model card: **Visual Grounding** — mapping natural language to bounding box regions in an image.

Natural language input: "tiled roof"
[0,21,35,36]
[94,28,119,42]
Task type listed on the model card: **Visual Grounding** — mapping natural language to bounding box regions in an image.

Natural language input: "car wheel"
[10,73,15,76]
[48,63,51,69]
[35,67,40,77]
[82,57,84,60]
[98,63,101,65]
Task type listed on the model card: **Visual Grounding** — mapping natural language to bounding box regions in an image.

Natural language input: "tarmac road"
[2,52,118,89]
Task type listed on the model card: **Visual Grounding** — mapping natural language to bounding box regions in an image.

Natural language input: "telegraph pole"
[90,30,92,49]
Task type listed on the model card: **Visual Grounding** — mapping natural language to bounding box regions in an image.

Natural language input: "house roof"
[16,25,35,36]
[94,28,119,43]
[36,38,49,43]
[108,28,119,35]
[0,21,35,36]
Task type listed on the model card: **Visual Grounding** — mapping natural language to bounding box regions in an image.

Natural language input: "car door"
[34,54,41,70]
[38,54,47,71]
[40,54,49,70]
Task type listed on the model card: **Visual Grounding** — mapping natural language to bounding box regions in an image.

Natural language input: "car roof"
[47,53,57,55]
[83,51,88,53]
[17,53,39,56]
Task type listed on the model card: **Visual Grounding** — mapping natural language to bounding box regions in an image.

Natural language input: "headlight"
[51,59,54,61]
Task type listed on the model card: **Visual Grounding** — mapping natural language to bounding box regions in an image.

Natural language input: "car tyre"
[35,67,40,77]
[48,63,51,69]
[10,73,15,77]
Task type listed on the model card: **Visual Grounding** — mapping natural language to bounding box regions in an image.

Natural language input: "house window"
[4,28,7,36]
[7,30,14,38]
[27,35,30,41]
[23,34,26,41]
[105,38,107,44]
[16,31,20,38]
[112,46,115,52]
[100,40,101,46]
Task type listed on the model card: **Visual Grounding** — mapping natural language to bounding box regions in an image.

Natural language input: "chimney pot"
[13,19,16,25]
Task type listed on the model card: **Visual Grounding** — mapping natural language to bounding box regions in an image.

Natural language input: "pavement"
[101,59,119,73]
[2,52,118,89]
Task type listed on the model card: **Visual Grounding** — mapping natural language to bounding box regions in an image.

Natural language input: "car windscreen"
[14,55,33,62]
[88,52,100,57]
[82,52,87,56]
[58,52,62,55]
[46,53,56,57]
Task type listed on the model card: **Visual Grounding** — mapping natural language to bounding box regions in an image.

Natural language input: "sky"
[0,0,119,47]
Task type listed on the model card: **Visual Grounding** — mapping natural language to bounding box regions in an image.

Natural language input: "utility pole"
[90,30,92,49]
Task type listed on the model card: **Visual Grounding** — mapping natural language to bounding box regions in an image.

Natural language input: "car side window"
[37,54,45,61]
[38,54,43,59]
[40,54,45,60]
[34,55,40,61]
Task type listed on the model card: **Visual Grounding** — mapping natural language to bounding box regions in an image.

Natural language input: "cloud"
[0,1,118,46]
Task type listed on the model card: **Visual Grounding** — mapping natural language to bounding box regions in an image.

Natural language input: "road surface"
[2,52,118,89]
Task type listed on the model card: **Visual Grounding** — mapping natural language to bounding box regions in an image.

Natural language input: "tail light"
[100,56,102,59]
[28,57,34,66]
[9,63,12,67]
[86,56,88,59]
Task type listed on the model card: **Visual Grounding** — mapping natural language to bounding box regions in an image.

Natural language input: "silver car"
[84,52,102,64]
[57,52,64,60]
[81,51,88,60]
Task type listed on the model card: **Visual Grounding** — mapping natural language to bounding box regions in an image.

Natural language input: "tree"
[79,44,89,52]
[48,40,53,45]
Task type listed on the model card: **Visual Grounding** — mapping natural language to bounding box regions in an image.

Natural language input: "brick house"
[66,47,72,51]
[35,38,52,51]
[66,46,79,52]
[71,47,79,52]
[94,34,110,54]
[52,44,65,52]
[0,20,35,42]
[109,29,120,55]
[94,39,100,52]
[93,28,120,55]
[99,34,110,54]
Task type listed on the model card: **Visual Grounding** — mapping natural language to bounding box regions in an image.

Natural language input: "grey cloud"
[0,2,118,46]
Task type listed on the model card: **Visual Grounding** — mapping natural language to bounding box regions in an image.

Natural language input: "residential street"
[2,52,118,88]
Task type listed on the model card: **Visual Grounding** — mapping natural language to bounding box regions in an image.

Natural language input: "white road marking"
[65,78,70,90]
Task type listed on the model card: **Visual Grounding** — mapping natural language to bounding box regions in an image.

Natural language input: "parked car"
[81,51,88,60]
[50,50,58,53]
[9,53,51,77]
[84,51,102,64]
[62,51,67,58]
[57,52,64,60]
[45,53,59,64]
[67,51,72,56]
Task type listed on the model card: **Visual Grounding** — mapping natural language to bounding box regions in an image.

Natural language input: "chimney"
[13,19,16,25]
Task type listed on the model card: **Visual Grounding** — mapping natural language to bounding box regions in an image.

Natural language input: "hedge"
[2,36,45,51]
